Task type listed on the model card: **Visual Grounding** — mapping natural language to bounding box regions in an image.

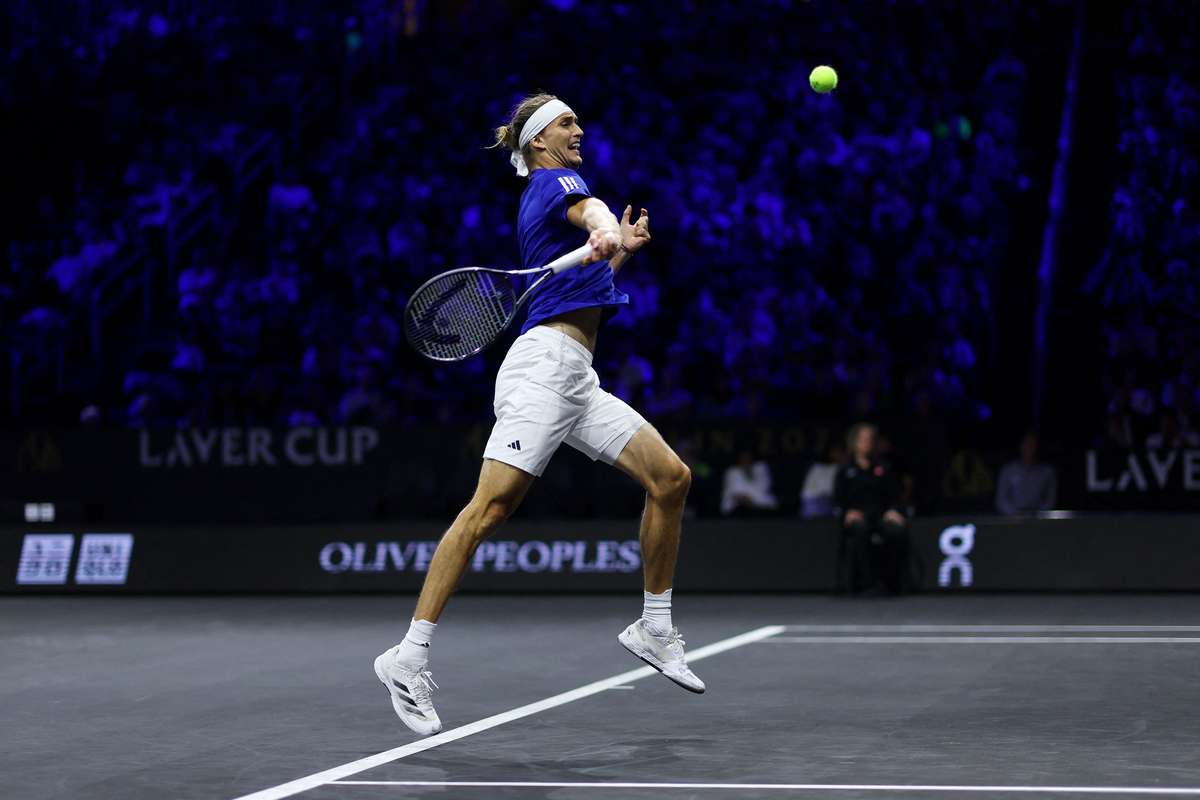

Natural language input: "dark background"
[2,0,1197,520]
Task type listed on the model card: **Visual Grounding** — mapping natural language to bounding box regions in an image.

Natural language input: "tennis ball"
[810,65,838,94]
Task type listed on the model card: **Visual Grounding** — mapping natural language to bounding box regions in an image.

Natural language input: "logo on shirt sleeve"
[557,175,583,193]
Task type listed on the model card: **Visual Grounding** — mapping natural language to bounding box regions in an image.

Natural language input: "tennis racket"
[403,243,594,362]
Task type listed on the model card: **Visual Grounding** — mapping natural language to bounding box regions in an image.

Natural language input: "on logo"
[938,524,975,588]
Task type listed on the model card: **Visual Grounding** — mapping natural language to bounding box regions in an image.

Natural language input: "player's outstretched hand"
[585,228,621,264]
[620,206,651,253]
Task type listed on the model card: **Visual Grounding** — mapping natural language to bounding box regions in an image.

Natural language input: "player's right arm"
[566,197,621,264]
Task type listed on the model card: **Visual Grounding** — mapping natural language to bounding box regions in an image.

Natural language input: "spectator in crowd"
[4,0,1056,434]
[994,432,1057,516]
[799,441,846,519]
[720,449,779,517]
[835,422,911,594]
[1086,2,1200,454]
[1145,411,1200,449]
[1097,411,1135,449]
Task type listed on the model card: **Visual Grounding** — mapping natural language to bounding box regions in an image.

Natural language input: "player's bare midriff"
[540,306,602,353]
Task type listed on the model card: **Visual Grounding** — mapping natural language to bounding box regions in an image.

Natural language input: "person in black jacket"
[834,422,911,593]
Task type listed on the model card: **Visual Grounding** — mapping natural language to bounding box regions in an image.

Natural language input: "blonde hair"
[489,92,558,167]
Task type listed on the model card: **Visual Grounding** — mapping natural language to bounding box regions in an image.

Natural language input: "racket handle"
[546,244,594,274]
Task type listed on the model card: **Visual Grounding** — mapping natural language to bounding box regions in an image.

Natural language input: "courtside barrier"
[4,515,1199,593]
[6,427,1200,523]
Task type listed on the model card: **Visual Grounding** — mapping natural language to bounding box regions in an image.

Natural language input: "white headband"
[510,99,573,177]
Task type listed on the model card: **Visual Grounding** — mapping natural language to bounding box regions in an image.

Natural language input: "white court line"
[331,780,1200,795]
[230,625,785,800]
[765,636,1200,644]
[782,625,1200,633]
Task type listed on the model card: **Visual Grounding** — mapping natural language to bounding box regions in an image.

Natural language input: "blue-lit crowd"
[4,0,1193,453]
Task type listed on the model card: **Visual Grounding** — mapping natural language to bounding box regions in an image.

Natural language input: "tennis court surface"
[4,593,1200,800]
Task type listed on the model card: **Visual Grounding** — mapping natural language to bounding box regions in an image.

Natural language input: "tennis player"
[375,93,704,735]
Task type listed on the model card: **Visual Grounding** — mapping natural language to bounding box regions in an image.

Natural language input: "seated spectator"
[1097,411,1134,449]
[799,441,845,518]
[1145,412,1200,449]
[47,234,118,301]
[720,450,778,516]
[177,252,218,315]
[835,422,911,594]
[4,0,1055,438]
[995,431,1057,515]
[268,167,317,235]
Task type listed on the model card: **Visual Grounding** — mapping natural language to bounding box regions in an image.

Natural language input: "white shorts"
[483,325,647,477]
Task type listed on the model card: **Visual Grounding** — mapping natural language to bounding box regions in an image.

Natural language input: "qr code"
[75,534,135,585]
[16,534,75,585]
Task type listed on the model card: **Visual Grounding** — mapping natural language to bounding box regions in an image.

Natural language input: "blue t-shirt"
[516,168,628,334]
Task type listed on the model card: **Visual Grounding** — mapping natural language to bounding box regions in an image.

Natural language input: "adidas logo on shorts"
[507,440,522,451]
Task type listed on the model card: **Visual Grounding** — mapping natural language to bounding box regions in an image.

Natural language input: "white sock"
[642,589,673,633]
[397,618,436,666]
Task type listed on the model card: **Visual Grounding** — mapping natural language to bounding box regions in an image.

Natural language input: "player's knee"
[463,496,516,541]
[675,462,693,496]
[649,460,691,504]
[480,498,516,534]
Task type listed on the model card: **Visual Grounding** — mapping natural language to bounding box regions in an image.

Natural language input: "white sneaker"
[618,619,706,693]
[373,645,443,735]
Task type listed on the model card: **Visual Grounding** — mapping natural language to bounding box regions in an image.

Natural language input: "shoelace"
[410,670,439,701]
[665,627,686,648]
[656,626,687,660]
[415,671,439,695]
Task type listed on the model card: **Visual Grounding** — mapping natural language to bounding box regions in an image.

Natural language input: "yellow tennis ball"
[810,65,838,94]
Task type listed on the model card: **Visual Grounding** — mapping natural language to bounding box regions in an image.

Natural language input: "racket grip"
[546,244,593,274]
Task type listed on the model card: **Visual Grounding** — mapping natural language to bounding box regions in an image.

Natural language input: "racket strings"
[405,270,518,360]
